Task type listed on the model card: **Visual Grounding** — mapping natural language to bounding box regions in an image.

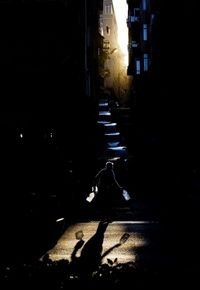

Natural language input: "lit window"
[142,0,148,11]
[105,5,113,15]
[143,53,148,71]
[143,24,148,41]
[136,59,141,75]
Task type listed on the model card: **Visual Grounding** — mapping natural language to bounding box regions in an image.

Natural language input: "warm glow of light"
[42,222,147,264]
[113,0,128,66]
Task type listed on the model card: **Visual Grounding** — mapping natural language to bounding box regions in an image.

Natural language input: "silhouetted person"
[93,161,123,218]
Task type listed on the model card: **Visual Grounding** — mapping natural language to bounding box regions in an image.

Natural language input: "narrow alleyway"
[39,95,164,275]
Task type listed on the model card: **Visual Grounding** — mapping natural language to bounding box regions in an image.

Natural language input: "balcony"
[128,41,139,50]
[127,15,139,27]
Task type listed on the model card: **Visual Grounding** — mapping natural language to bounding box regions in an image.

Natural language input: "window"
[143,24,148,41]
[142,0,148,11]
[143,53,148,71]
[105,5,113,15]
[130,15,139,22]
[136,59,141,75]
[99,17,104,36]
[103,40,110,50]
[106,26,110,35]
[131,41,138,48]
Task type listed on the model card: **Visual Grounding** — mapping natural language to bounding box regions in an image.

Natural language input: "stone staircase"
[97,97,129,165]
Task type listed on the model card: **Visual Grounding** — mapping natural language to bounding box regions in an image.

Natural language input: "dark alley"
[1,0,200,289]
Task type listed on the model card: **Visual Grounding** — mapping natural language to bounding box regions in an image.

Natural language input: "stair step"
[104,132,120,136]
[98,111,111,122]
[103,122,117,133]
[99,102,109,106]
[105,132,121,142]
[107,157,121,162]
[99,111,111,116]
[108,146,127,150]
[107,141,121,147]
[106,146,128,157]
[97,120,110,125]
[103,122,117,126]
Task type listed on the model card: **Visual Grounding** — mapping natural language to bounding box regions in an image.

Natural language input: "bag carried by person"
[86,186,98,203]
[122,189,131,201]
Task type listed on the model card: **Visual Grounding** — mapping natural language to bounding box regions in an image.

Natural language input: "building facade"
[99,0,120,92]
[126,0,160,116]
[127,0,160,77]
[0,0,104,257]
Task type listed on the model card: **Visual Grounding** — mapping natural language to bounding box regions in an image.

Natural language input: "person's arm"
[112,171,123,189]
[93,169,103,192]
[94,171,100,186]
